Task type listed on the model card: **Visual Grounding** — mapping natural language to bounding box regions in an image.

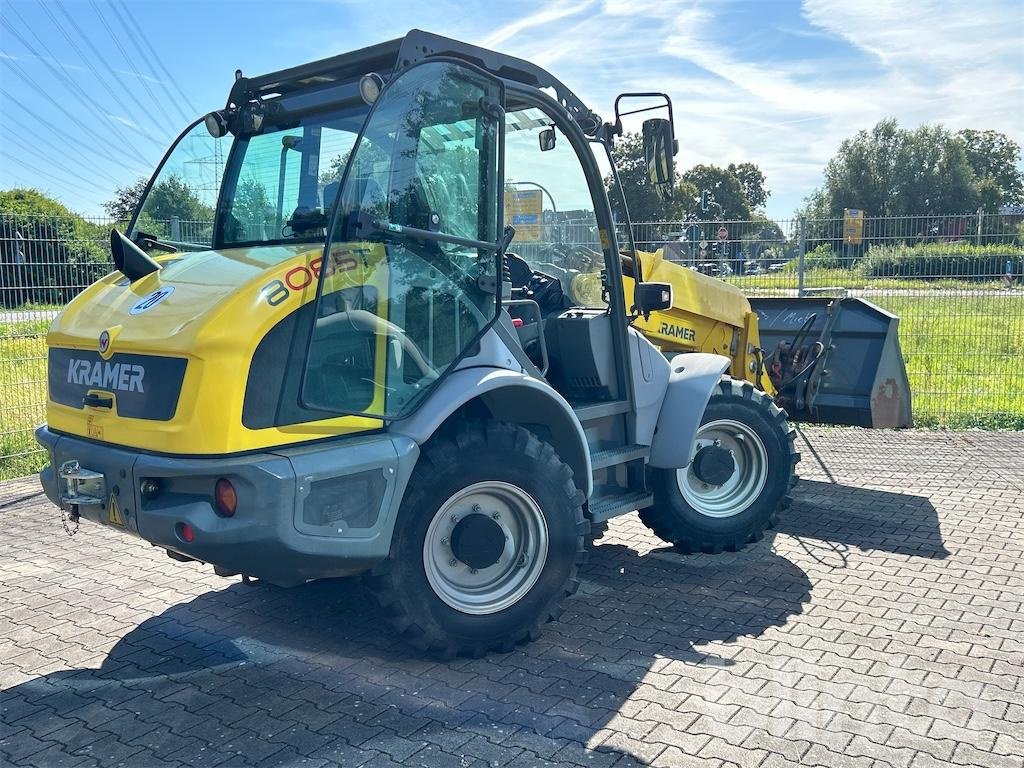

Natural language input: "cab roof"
[225,29,602,135]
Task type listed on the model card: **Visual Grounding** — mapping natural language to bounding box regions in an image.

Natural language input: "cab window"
[503,106,607,308]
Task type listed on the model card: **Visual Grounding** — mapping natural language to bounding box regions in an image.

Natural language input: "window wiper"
[134,231,207,253]
[134,231,179,253]
[368,217,502,253]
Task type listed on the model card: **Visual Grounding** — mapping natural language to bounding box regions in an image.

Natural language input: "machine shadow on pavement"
[2,536,813,767]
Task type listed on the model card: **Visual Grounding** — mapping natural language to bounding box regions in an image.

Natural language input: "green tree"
[809,119,982,217]
[227,178,276,241]
[681,164,752,219]
[103,177,148,221]
[728,162,769,210]
[141,174,214,222]
[957,129,1023,207]
[0,188,108,306]
[605,132,697,222]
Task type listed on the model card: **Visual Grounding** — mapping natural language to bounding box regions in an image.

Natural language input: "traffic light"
[701,190,711,212]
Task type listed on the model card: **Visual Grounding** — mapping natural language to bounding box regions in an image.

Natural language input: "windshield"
[129,102,369,253]
[221,104,367,246]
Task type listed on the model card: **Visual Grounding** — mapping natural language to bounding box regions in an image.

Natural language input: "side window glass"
[302,61,502,419]
[504,108,606,307]
[130,120,222,250]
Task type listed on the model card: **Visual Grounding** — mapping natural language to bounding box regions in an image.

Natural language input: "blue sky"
[1,0,1021,221]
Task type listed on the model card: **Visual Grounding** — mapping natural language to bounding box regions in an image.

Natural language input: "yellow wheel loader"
[37,31,910,657]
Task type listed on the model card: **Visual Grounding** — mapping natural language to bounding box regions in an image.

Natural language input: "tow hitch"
[57,460,105,537]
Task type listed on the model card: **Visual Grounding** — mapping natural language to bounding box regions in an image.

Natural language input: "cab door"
[301,60,506,419]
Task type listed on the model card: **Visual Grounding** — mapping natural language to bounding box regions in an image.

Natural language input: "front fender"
[389,368,592,497]
[648,353,731,469]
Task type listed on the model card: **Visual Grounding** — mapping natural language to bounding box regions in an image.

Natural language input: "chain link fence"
[2,210,1023,478]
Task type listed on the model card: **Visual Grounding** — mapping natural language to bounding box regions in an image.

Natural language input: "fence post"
[170,217,181,241]
[797,216,807,298]
[975,208,983,246]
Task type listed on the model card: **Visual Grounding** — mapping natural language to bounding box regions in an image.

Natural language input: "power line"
[1,11,152,164]
[106,0,195,124]
[0,88,150,176]
[47,2,200,165]
[1,152,106,198]
[0,56,149,169]
[85,0,179,131]
[40,3,173,153]
[115,0,202,118]
[0,129,110,187]
[1,115,112,178]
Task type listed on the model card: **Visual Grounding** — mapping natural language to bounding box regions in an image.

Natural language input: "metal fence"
[2,210,1023,478]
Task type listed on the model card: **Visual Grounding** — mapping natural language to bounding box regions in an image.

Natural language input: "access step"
[589,444,649,470]
[573,401,631,423]
[588,489,654,523]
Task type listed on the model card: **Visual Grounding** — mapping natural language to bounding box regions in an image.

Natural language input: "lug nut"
[471,503,481,513]
[491,511,500,520]
[449,558,458,567]
[440,537,448,545]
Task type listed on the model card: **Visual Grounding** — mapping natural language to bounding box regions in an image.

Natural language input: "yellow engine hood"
[46,244,382,455]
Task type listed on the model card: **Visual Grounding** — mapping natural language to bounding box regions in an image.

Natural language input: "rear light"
[215,478,237,517]
[512,317,524,328]
[176,522,195,543]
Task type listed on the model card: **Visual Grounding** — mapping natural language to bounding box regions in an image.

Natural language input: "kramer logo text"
[67,360,145,393]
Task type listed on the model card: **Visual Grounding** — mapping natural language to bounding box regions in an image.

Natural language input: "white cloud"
[447,0,1023,217]
[481,0,595,48]
[107,114,139,129]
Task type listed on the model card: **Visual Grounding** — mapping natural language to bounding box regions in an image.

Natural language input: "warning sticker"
[107,495,124,526]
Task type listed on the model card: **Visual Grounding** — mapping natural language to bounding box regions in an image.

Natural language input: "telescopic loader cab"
[37,31,910,656]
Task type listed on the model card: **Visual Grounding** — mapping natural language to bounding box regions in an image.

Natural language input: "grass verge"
[2,292,1022,480]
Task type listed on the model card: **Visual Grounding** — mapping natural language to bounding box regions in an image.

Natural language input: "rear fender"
[389,368,592,497]
[648,353,730,469]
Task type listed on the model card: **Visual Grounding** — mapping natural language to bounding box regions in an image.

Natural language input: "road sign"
[717,226,728,241]
[699,248,707,258]
[699,240,708,250]
[504,189,543,242]
[843,208,864,245]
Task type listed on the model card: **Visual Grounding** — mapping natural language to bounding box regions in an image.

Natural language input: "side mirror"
[110,228,161,283]
[642,118,675,196]
[633,281,673,320]
[538,127,556,152]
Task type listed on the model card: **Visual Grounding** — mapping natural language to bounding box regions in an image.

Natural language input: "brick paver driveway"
[2,428,1022,767]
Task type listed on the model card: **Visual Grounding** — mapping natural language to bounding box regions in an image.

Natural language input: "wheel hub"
[691,444,735,486]
[423,481,549,615]
[450,514,506,570]
[677,418,769,519]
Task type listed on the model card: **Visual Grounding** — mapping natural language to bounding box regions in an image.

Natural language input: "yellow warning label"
[108,495,124,526]
[504,189,543,242]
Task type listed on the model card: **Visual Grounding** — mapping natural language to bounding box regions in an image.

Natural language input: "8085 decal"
[260,251,363,307]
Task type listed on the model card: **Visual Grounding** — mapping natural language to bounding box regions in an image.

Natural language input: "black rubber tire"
[364,420,588,658]
[640,377,799,554]
[586,520,609,544]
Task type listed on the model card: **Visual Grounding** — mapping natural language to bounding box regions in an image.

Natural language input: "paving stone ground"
[1,427,1022,768]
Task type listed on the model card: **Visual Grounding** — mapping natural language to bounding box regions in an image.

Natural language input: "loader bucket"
[750,297,913,429]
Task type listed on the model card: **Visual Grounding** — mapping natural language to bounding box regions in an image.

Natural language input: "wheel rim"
[677,418,769,518]
[423,481,549,615]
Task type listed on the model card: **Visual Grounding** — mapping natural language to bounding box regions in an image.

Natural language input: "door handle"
[83,393,113,409]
